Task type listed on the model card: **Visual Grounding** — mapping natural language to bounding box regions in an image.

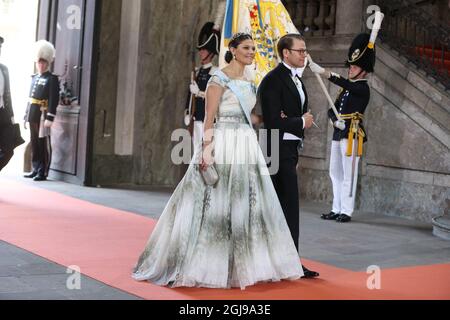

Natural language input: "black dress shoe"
[301,266,319,278]
[24,171,38,178]
[321,211,340,220]
[33,175,47,181]
[336,214,351,223]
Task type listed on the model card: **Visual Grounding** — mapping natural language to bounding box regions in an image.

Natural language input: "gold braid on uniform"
[339,112,365,157]
[29,98,48,112]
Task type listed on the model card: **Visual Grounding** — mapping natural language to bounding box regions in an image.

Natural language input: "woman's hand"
[200,142,214,171]
[44,120,53,128]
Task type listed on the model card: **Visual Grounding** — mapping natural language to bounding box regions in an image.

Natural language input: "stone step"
[376,44,450,132]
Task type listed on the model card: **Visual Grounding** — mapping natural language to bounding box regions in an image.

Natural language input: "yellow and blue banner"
[219,0,300,85]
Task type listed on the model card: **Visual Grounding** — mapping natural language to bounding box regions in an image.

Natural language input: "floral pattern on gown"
[132,70,303,289]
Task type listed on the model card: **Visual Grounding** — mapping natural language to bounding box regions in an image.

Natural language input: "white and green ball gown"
[132,70,303,289]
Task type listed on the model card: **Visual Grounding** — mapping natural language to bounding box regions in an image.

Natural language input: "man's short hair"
[277,34,305,60]
[0,36,4,45]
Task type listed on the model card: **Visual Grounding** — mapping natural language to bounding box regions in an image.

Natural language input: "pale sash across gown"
[132,70,303,289]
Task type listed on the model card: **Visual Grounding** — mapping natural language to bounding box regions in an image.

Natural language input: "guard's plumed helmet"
[34,40,56,64]
[197,22,220,55]
[347,33,376,73]
[346,11,384,73]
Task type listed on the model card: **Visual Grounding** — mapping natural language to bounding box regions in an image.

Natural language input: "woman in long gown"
[132,33,304,290]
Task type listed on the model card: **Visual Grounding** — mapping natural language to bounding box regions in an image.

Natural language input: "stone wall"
[132,0,220,186]
[91,0,219,187]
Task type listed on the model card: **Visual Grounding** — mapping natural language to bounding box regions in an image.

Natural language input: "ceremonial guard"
[184,22,220,153]
[24,40,59,181]
[309,12,384,223]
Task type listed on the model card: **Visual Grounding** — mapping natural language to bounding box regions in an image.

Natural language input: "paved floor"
[1,172,449,300]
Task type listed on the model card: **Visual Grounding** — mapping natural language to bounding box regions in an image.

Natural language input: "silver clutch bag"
[200,164,219,186]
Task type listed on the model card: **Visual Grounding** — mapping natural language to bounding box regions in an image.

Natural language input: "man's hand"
[190,82,200,96]
[302,112,314,129]
[334,119,346,131]
[24,121,28,130]
[251,113,262,125]
[44,120,53,128]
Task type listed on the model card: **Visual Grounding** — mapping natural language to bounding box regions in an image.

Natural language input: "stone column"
[284,0,297,19]
[304,0,319,36]
[295,0,307,32]
[324,0,336,35]
[313,0,328,36]
[335,0,364,35]
[115,0,141,155]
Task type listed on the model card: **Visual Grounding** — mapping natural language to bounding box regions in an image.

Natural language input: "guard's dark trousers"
[30,122,51,177]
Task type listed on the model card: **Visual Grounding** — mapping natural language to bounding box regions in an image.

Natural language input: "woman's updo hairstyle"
[224,32,253,63]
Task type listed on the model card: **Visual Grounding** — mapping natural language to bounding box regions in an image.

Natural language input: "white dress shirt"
[282,62,305,140]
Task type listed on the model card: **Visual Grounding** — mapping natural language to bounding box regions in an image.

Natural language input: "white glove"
[334,119,346,131]
[24,121,28,130]
[309,61,325,74]
[10,117,15,124]
[44,120,53,128]
[184,109,190,126]
[190,82,200,96]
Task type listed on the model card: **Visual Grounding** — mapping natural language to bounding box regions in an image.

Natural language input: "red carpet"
[0,180,449,300]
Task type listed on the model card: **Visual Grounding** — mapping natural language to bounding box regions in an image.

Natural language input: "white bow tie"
[292,67,306,78]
